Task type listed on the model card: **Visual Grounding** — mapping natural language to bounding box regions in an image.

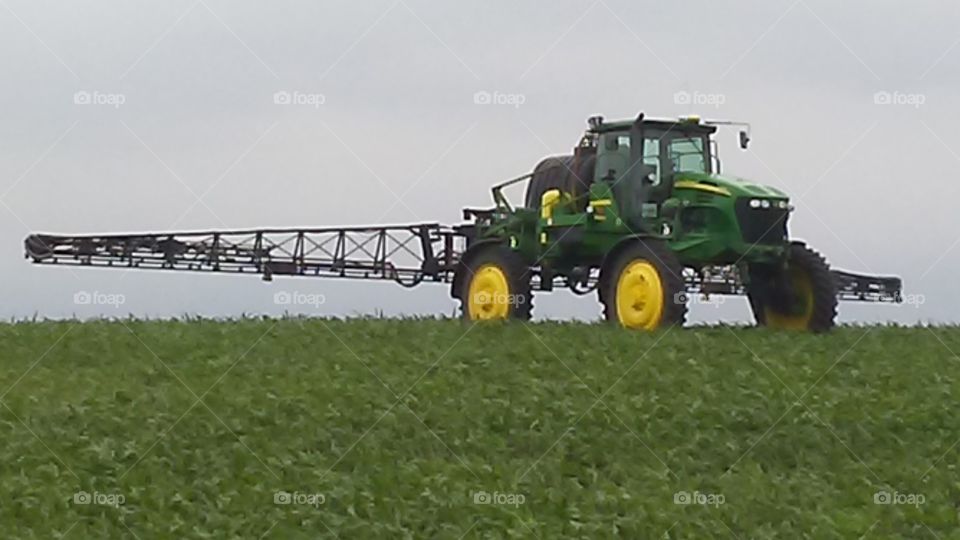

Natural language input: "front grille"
[734,199,788,245]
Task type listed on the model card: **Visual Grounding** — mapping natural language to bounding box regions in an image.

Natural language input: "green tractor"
[452,113,885,332]
[24,113,900,330]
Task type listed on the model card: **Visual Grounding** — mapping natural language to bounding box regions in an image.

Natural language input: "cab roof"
[591,117,718,135]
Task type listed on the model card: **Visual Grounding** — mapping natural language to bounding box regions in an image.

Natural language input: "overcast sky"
[1,0,956,324]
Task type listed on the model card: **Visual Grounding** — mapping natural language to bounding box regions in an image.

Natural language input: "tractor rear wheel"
[599,240,687,330]
[747,242,837,332]
[455,245,532,321]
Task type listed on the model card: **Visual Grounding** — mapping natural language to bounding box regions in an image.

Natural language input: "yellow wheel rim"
[615,260,665,330]
[466,264,511,320]
[764,268,815,330]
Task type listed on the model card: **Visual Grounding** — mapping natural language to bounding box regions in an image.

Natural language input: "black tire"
[599,239,687,330]
[747,242,837,332]
[524,154,596,210]
[453,244,532,321]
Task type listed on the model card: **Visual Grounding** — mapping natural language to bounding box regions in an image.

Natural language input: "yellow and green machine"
[25,113,901,331]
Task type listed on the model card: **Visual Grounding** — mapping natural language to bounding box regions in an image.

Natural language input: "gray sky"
[1,0,956,324]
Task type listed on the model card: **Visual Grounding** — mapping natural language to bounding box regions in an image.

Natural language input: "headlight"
[747,198,787,209]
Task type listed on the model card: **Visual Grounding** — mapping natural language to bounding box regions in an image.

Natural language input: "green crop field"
[1,319,958,539]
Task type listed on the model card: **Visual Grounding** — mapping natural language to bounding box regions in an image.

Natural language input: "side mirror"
[739,130,751,150]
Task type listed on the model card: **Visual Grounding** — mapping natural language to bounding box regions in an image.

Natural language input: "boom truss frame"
[24,225,902,302]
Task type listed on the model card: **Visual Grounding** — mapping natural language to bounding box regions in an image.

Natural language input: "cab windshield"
[666,136,708,174]
[642,132,711,178]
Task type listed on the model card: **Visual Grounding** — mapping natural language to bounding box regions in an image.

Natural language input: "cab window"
[642,138,661,185]
[667,137,708,174]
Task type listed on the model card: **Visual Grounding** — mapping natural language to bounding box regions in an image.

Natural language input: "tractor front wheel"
[747,242,837,332]
[454,245,532,321]
[600,240,687,330]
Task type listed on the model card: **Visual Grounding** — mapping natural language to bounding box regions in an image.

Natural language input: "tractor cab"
[524,115,728,224]
[589,116,721,234]
[593,115,717,201]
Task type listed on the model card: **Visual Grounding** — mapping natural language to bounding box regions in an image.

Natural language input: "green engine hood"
[674,172,788,199]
